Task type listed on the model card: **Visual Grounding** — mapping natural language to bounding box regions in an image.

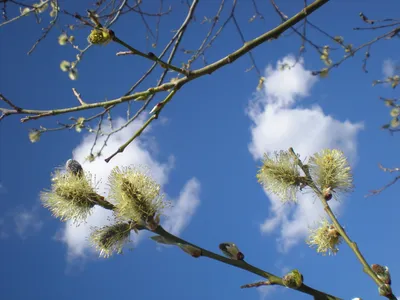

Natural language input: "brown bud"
[323,187,333,201]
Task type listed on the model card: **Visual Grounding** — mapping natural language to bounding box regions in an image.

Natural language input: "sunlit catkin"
[108,166,168,225]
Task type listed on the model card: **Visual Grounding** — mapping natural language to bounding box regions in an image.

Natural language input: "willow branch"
[288,147,396,300]
[153,225,341,300]
[2,0,329,124]
[88,189,341,299]
[312,25,400,76]
[0,0,50,27]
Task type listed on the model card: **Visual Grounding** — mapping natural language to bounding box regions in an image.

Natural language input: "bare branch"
[241,280,271,289]
[1,0,330,163]
[312,26,400,76]
[0,93,22,112]
[365,175,400,197]
[72,88,87,106]
[379,164,400,173]
[112,34,190,76]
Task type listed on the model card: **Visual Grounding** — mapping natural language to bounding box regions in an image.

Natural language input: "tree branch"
[153,225,341,300]
[1,0,328,123]
[288,147,396,300]
[88,187,342,299]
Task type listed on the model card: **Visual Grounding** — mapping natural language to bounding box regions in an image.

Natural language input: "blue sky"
[0,1,399,300]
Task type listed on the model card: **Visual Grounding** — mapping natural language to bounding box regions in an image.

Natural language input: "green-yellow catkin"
[257,77,265,91]
[29,129,41,143]
[390,117,400,128]
[68,68,78,81]
[40,171,99,223]
[90,222,133,258]
[108,166,168,225]
[306,219,342,256]
[58,33,68,46]
[60,60,70,72]
[320,46,332,66]
[20,7,31,16]
[390,107,400,117]
[87,28,113,45]
[33,1,48,13]
[282,269,303,289]
[319,68,329,78]
[257,151,304,202]
[308,149,353,199]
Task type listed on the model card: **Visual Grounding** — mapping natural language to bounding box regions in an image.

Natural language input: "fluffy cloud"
[56,116,200,261]
[382,59,396,78]
[247,55,363,252]
[257,285,278,300]
[163,178,200,236]
[0,204,43,239]
[14,206,43,238]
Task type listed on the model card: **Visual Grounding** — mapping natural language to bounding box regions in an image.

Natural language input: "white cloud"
[0,203,43,239]
[382,59,396,78]
[56,116,200,261]
[257,285,278,300]
[262,59,317,108]
[14,206,43,238]
[163,178,201,236]
[247,55,363,252]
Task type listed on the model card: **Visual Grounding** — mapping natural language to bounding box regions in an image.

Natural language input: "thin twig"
[365,164,400,197]
[232,14,261,76]
[95,0,199,159]
[112,35,190,76]
[0,0,50,28]
[365,175,400,197]
[27,0,59,55]
[72,88,87,106]
[312,26,400,76]
[0,93,22,111]
[241,280,271,289]
[104,114,157,163]
[104,89,178,162]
